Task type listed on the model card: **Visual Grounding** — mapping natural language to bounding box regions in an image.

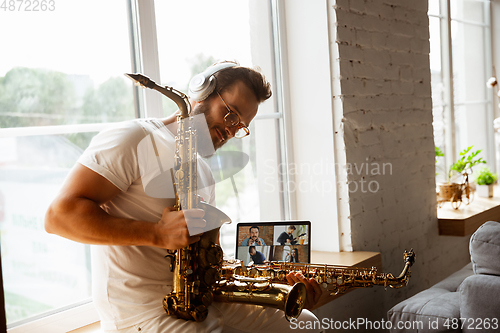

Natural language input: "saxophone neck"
[399,249,415,276]
[157,85,190,118]
[376,249,415,289]
[124,73,191,117]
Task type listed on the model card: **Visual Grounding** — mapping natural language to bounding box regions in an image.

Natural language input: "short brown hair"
[249,226,260,232]
[212,63,272,103]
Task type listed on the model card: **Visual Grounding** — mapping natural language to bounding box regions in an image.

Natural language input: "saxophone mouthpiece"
[124,73,156,89]
[404,249,416,266]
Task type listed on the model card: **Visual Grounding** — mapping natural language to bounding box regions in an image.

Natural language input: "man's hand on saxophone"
[155,207,206,249]
[286,271,326,310]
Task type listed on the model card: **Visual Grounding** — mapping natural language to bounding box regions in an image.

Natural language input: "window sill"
[311,250,381,269]
[68,321,101,333]
[8,301,99,333]
[438,189,500,236]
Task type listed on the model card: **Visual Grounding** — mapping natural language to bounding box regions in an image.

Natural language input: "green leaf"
[448,146,487,182]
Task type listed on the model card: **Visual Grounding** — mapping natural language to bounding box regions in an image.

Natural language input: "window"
[152,0,289,257]
[429,0,494,181]
[1,0,290,330]
[1,0,135,329]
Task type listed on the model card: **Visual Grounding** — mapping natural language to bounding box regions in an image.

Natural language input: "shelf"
[310,251,382,309]
[438,189,500,236]
[311,250,381,269]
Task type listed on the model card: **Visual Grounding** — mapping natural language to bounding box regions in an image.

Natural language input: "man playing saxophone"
[44,61,326,332]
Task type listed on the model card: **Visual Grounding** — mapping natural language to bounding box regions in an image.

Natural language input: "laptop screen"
[235,221,311,265]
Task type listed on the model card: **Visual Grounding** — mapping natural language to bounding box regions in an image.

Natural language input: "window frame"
[430,0,495,172]
[2,0,296,331]
[272,0,342,252]
[2,0,154,330]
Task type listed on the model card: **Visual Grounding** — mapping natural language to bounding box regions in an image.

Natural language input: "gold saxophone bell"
[214,276,307,321]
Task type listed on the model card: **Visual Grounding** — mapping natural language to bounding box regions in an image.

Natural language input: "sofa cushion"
[459,274,500,333]
[388,292,460,332]
[387,264,473,332]
[432,263,474,291]
[469,221,500,275]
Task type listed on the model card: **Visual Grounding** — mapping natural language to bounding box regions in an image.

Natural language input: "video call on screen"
[236,224,310,266]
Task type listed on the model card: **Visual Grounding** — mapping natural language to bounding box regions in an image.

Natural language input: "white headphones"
[188,62,238,102]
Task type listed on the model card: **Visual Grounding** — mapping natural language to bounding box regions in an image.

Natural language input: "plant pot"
[476,184,494,198]
[437,183,462,200]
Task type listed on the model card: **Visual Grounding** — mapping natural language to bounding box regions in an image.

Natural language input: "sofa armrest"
[459,274,500,333]
[469,221,500,275]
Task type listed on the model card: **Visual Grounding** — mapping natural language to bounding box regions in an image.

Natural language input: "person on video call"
[289,248,300,263]
[45,61,325,332]
[248,245,266,265]
[277,225,297,245]
[240,225,266,246]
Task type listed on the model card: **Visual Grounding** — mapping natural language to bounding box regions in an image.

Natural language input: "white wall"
[281,0,473,330]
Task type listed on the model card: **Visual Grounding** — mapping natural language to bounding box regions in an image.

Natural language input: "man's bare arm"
[45,163,204,249]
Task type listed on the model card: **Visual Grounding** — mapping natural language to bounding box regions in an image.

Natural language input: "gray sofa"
[387,221,500,332]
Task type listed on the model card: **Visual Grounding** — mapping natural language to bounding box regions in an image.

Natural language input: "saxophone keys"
[234,266,243,276]
[192,283,200,295]
[201,291,214,307]
[206,245,223,265]
[330,287,341,296]
[163,295,178,315]
[202,267,220,286]
[249,267,258,277]
[190,305,208,322]
[314,275,323,284]
[322,282,328,289]
[176,169,185,180]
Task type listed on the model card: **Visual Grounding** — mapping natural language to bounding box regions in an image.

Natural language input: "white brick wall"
[313,0,472,328]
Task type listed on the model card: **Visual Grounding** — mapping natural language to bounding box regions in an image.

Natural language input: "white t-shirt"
[77,119,216,330]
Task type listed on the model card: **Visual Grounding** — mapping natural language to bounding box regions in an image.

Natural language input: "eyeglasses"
[217,91,250,139]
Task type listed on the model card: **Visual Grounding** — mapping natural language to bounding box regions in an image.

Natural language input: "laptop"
[235,221,311,266]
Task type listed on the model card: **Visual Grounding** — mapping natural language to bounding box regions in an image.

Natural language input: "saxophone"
[125,73,415,322]
[216,249,415,304]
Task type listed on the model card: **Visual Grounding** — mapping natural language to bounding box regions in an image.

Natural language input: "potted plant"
[437,146,486,208]
[474,167,497,198]
[435,146,444,177]
[447,146,486,183]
